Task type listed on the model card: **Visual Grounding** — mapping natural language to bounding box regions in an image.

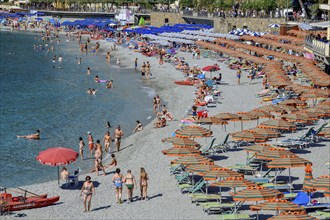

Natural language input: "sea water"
[0,31,155,187]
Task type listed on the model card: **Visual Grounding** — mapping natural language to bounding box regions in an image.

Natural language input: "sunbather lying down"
[154,117,166,128]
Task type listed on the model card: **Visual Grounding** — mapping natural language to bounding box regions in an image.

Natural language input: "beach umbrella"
[211,177,256,191]
[162,147,201,156]
[185,164,222,174]
[175,126,212,139]
[233,185,283,201]
[231,131,268,143]
[302,163,315,204]
[248,110,274,125]
[295,112,319,121]
[279,99,306,106]
[256,148,294,161]
[305,175,330,194]
[237,112,258,130]
[267,211,316,220]
[161,137,200,148]
[214,113,242,121]
[318,127,330,138]
[259,119,296,131]
[281,113,309,123]
[248,128,281,138]
[305,107,330,117]
[317,104,330,111]
[267,155,310,192]
[202,168,243,181]
[195,117,228,130]
[202,65,220,72]
[279,105,298,113]
[244,145,273,153]
[36,147,78,185]
[250,199,305,213]
[255,105,286,113]
[171,155,214,165]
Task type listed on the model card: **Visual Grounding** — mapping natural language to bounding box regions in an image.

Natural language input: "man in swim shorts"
[113,125,124,152]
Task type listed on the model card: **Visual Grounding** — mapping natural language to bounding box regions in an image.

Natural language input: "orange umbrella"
[259,119,296,131]
[171,155,214,165]
[202,168,243,181]
[175,126,213,139]
[231,131,268,143]
[211,176,256,189]
[162,147,201,156]
[250,199,305,212]
[214,113,242,121]
[255,105,285,113]
[279,99,306,106]
[281,113,309,123]
[256,148,295,161]
[304,175,330,196]
[233,185,283,201]
[302,163,314,192]
[195,117,228,125]
[268,211,316,220]
[244,144,273,153]
[248,128,281,138]
[161,137,200,148]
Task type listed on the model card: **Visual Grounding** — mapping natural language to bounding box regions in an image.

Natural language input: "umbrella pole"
[219,186,222,203]
[57,166,60,185]
[241,121,243,131]
[289,168,292,194]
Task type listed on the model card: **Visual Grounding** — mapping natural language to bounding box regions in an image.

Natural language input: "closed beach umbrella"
[161,137,200,148]
[259,119,296,131]
[267,211,316,220]
[231,131,268,143]
[302,163,314,190]
[36,147,78,184]
[255,105,285,113]
[175,126,212,139]
[233,185,283,201]
[250,199,305,212]
[162,147,201,156]
[171,155,214,165]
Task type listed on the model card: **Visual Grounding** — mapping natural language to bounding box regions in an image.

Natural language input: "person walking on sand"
[80,176,95,212]
[93,140,106,176]
[103,131,111,153]
[146,61,151,79]
[134,58,138,70]
[113,125,124,152]
[124,170,137,203]
[79,137,85,160]
[87,132,94,156]
[112,168,124,204]
[139,167,149,201]
[236,69,242,85]
[17,130,40,139]
[133,120,143,133]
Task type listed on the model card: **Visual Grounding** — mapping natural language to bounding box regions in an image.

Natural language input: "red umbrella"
[36,147,79,184]
[202,65,221,72]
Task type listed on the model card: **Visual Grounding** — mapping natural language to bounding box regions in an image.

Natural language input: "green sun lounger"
[262,183,293,190]
[190,194,221,203]
[217,213,252,220]
[202,202,236,214]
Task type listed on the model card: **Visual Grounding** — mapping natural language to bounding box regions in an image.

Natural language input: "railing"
[304,36,330,57]
[197,11,208,17]
[182,10,193,16]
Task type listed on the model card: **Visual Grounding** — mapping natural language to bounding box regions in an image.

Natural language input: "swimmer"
[116,58,120,65]
[106,121,111,128]
[17,130,40,139]
[94,75,99,82]
[77,57,82,64]
[58,55,63,62]
[87,88,93,94]
[91,89,97,95]
[106,80,113,89]
[52,55,57,62]
[87,67,91,75]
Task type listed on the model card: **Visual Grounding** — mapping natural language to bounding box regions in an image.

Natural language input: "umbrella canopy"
[295,112,319,121]
[250,199,305,212]
[304,175,330,194]
[202,168,243,180]
[259,119,296,131]
[162,147,201,156]
[171,155,214,165]
[36,147,78,166]
[248,110,274,118]
[279,105,298,113]
[175,126,213,138]
[248,128,281,138]
[281,113,309,123]
[318,127,330,138]
[267,211,316,220]
[233,185,283,201]
[256,148,295,160]
[195,117,228,125]
[305,107,330,117]
[231,131,268,142]
[162,137,200,148]
[236,112,258,121]
[279,99,306,106]
[185,164,222,174]
[214,113,242,121]
[202,65,220,72]
[267,155,310,168]
[255,105,286,113]
[211,177,256,188]
[244,144,273,153]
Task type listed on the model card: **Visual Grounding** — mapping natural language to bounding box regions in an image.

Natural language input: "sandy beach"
[2,35,329,220]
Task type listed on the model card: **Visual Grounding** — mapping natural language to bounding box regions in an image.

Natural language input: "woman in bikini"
[124,170,137,203]
[80,176,95,212]
[155,95,161,110]
[153,97,157,114]
[103,131,111,154]
[139,167,149,200]
[79,137,85,160]
[112,168,124,204]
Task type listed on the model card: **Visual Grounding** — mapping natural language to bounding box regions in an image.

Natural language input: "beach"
[1,34,329,220]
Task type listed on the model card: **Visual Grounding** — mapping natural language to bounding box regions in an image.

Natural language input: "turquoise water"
[0,31,155,187]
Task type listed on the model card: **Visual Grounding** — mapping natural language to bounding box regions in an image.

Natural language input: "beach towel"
[293,191,309,205]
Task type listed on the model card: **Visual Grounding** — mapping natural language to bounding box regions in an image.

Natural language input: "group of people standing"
[140,61,151,79]
[80,167,149,212]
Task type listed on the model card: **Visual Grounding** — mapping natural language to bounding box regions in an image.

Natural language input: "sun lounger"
[201,202,236,214]
[213,134,230,153]
[227,165,257,175]
[181,179,206,194]
[262,183,293,190]
[190,194,221,203]
[302,203,330,211]
[175,172,191,184]
[217,214,253,220]
[170,164,185,175]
